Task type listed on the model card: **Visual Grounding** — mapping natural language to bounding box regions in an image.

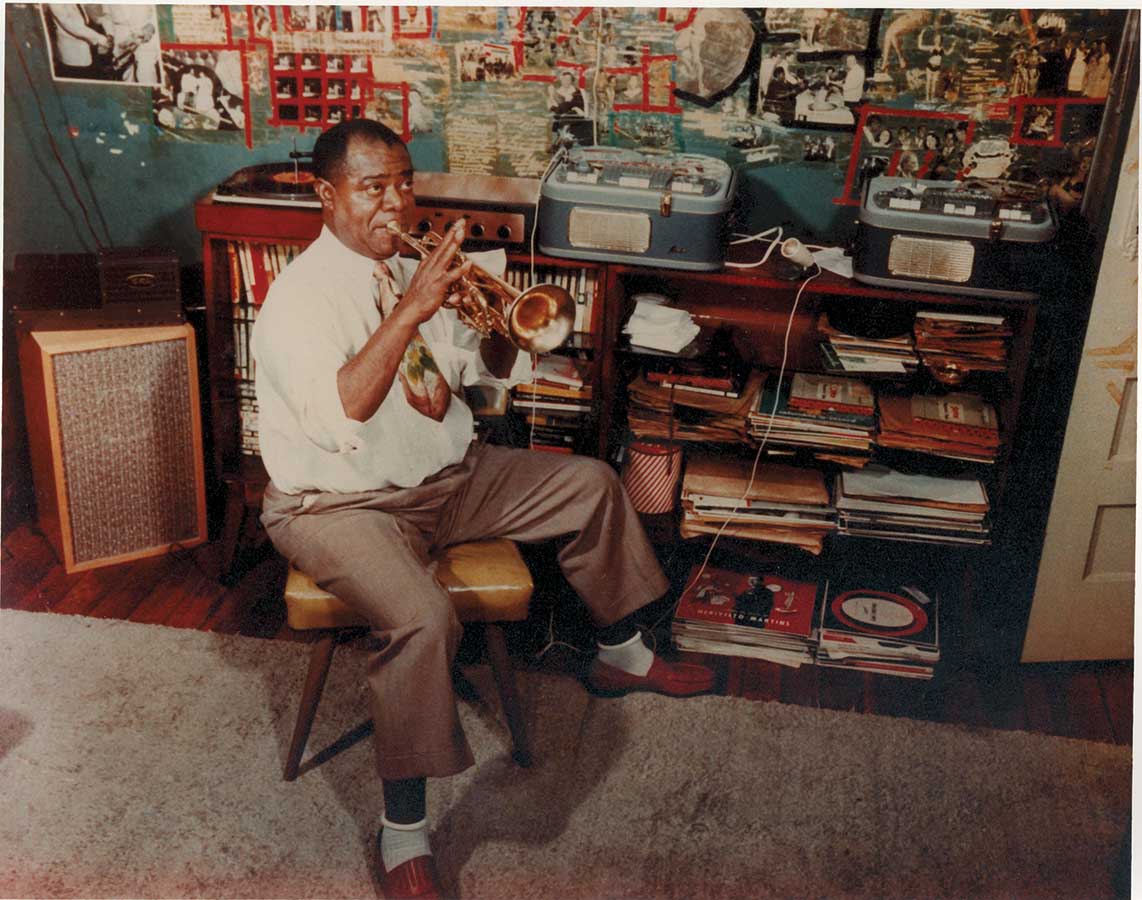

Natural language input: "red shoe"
[586,655,716,697]
[378,852,443,899]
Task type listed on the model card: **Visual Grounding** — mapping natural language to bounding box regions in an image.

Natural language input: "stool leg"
[483,623,532,767]
[284,632,338,781]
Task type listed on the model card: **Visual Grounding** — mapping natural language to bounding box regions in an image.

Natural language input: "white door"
[1021,103,1138,663]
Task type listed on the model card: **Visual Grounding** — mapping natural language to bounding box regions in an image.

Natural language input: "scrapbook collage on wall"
[39,6,1126,214]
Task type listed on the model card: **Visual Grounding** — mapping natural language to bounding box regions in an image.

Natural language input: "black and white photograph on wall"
[842,106,974,203]
[273,52,296,71]
[758,51,864,129]
[153,49,246,132]
[284,5,312,31]
[1018,103,1057,143]
[456,41,518,82]
[548,69,593,150]
[397,6,430,37]
[802,135,837,162]
[41,4,160,86]
[867,8,1124,114]
[365,6,392,34]
[249,5,271,40]
[763,8,875,56]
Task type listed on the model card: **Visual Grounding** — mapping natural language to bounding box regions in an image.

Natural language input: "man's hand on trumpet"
[396,220,472,326]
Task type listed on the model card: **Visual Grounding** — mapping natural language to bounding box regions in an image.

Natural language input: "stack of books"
[512,355,592,454]
[876,391,1000,463]
[816,577,940,679]
[672,563,820,667]
[835,465,991,545]
[817,312,919,375]
[914,310,1011,380]
[748,373,876,466]
[679,449,835,555]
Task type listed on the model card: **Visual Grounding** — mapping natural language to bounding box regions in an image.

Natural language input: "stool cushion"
[284,538,533,632]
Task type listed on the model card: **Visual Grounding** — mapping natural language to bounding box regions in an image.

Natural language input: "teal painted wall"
[6,4,288,267]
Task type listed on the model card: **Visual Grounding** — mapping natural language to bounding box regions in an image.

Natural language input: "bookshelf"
[596,246,1043,679]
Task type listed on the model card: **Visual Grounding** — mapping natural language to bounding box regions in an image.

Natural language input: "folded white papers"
[623,298,700,353]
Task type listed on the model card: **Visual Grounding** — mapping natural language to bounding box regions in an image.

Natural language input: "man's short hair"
[312,119,405,182]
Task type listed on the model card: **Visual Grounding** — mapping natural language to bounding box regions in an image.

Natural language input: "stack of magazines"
[816,577,940,679]
[876,391,1000,463]
[680,449,835,554]
[748,373,876,466]
[835,465,990,546]
[818,312,919,374]
[672,564,820,667]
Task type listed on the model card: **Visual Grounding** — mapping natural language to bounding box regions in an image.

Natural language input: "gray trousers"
[261,443,669,779]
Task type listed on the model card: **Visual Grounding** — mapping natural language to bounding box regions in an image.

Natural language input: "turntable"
[213,162,321,208]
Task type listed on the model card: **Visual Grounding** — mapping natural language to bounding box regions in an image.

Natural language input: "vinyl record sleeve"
[818,578,939,651]
[675,564,820,639]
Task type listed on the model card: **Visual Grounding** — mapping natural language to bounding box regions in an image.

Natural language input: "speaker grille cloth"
[51,339,199,563]
[568,208,651,252]
[888,236,974,282]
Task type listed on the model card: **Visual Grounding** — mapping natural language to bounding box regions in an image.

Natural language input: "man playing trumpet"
[251,119,714,898]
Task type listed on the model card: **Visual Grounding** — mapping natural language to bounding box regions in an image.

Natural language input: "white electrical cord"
[725,229,828,269]
[644,264,824,645]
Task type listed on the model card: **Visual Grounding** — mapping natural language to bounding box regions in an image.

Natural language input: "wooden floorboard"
[1099,663,1134,746]
[1061,667,1117,744]
[1,525,1131,746]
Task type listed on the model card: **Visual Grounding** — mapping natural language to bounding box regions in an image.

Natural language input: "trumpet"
[385,221,575,354]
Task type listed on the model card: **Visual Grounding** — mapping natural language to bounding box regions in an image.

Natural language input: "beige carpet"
[0,609,1130,899]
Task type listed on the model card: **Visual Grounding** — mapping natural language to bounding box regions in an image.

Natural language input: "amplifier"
[853,177,1057,300]
[538,147,736,271]
[214,162,538,248]
[98,247,181,311]
[9,248,183,328]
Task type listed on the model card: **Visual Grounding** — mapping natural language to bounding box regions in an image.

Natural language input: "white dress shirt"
[252,226,532,494]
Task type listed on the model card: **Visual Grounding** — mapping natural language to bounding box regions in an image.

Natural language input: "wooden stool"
[282,538,534,780]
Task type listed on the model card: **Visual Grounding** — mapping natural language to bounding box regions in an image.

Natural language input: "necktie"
[372,262,452,422]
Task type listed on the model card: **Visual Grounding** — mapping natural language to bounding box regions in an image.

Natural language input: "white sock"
[380,815,431,873]
[596,631,654,677]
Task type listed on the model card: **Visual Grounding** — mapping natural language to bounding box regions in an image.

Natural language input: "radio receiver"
[538,147,736,271]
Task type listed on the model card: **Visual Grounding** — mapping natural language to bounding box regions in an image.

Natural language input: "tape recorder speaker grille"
[888,236,974,283]
[568,208,651,253]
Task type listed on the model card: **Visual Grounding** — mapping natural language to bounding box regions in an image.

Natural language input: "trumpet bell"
[509,283,576,354]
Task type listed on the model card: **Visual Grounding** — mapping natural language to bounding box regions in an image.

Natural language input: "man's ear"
[314,178,335,210]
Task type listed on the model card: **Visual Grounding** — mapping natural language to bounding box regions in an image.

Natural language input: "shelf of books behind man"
[208,237,607,478]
